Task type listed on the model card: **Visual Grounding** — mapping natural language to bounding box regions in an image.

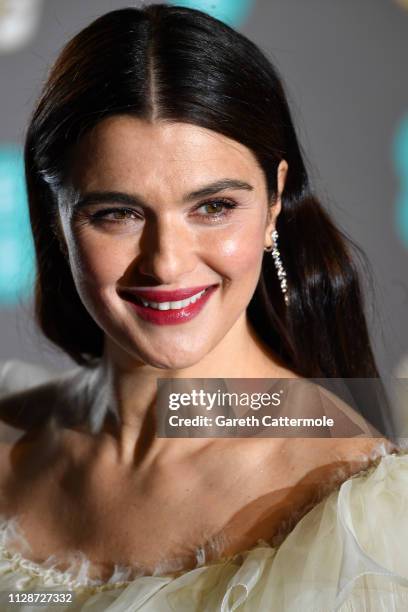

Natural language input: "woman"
[0,4,407,610]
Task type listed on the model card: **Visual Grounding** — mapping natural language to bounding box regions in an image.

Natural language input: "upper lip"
[119,284,217,303]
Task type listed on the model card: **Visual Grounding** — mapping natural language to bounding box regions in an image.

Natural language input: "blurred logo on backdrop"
[0,0,43,54]
[392,112,408,420]
[168,0,253,27]
[393,113,408,249]
[0,145,35,306]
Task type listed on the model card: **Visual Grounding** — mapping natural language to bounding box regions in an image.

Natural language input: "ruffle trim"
[0,517,135,593]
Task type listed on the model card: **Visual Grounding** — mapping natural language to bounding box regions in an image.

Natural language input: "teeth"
[139,288,208,310]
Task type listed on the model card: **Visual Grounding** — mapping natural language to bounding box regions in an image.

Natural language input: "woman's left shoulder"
[340,444,408,520]
[252,445,408,611]
[327,446,408,608]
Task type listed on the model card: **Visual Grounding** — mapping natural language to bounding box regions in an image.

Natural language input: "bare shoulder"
[0,382,59,506]
[0,369,84,446]
[0,362,94,439]
[274,435,397,492]
[0,375,93,506]
[0,359,70,436]
[0,381,59,443]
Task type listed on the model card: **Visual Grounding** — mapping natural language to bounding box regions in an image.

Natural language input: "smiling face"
[57,116,286,370]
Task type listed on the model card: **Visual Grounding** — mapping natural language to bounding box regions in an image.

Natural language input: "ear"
[264,159,288,250]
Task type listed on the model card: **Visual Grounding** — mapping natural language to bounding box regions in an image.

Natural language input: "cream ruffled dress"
[0,360,407,611]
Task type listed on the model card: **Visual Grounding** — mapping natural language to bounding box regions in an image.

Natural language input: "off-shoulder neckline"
[0,446,406,595]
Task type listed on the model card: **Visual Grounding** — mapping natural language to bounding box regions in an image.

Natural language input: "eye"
[88,207,141,223]
[194,199,237,221]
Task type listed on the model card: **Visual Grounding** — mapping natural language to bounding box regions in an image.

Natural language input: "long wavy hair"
[24,4,395,437]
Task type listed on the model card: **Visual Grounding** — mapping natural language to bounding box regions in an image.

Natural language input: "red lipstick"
[119,284,219,325]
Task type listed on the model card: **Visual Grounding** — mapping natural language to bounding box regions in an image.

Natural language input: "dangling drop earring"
[264,229,289,305]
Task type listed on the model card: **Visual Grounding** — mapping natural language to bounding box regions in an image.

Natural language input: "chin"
[145,351,205,371]
[117,337,207,371]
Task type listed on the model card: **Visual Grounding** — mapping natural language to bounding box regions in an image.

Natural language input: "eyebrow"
[73,178,254,209]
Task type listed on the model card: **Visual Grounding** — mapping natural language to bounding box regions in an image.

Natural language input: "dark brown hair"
[24,4,395,436]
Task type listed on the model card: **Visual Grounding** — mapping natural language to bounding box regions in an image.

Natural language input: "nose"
[137,216,196,283]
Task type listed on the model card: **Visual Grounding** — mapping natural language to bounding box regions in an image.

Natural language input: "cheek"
[214,237,262,279]
[68,232,133,289]
[66,234,132,329]
[205,220,265,282]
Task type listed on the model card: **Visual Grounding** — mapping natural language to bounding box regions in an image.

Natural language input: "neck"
[83,315,287,465]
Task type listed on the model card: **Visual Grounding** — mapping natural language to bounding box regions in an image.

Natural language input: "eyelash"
[87,199,238,225]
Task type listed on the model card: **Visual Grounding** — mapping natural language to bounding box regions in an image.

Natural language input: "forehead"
[69,116,266,194]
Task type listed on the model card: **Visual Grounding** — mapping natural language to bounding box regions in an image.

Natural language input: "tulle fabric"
[1,361,408,610]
